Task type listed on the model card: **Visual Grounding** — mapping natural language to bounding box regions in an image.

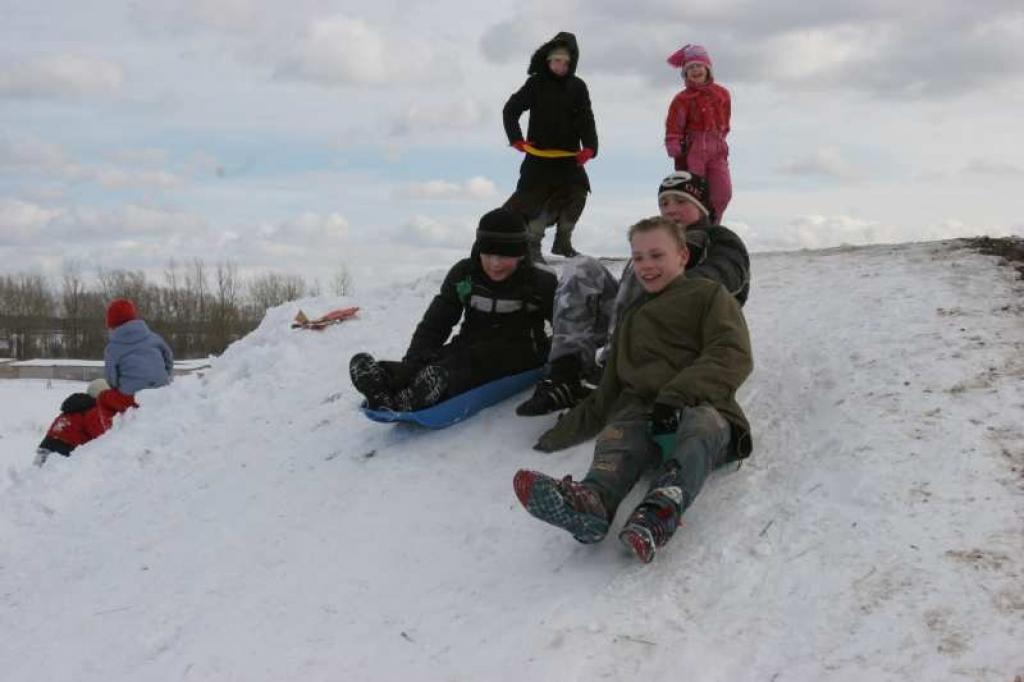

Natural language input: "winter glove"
[533,413,567,453]
[532,425,565,450]
[511,139,532,153]
[61,392,96,414]
[649,402,681,461]
[575,147,596,166]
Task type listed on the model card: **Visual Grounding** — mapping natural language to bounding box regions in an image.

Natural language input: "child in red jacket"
[664,44,732,222]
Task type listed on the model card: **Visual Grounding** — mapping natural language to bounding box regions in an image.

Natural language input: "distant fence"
[0,359,210,382]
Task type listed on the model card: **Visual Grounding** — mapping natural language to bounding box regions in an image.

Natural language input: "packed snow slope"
[2,240,1022,682]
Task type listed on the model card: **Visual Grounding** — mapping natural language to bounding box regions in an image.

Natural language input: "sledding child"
[502,31,598,262]
[664,44,732,221]
[35,298,174,465]
[515,170,750,416]
[513,215,753,564]
[349,207,557,412]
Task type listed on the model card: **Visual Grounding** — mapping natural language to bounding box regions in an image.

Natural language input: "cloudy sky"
[2,0,1023,287]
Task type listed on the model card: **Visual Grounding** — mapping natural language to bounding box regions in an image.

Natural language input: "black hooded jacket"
[503,32,598,191]
[684,217,751,305]
[402,250,557,369]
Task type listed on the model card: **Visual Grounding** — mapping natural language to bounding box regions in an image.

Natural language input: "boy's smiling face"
[631,228,689,294]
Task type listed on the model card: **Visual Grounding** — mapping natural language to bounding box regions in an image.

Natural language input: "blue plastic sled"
[361,367,544,429]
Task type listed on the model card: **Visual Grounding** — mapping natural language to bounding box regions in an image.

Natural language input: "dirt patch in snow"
[961,235,1024,280]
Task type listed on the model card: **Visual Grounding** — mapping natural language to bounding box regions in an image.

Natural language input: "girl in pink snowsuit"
[664,44,732,221]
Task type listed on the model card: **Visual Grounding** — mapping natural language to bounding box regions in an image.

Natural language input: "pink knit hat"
[667,44,713,76]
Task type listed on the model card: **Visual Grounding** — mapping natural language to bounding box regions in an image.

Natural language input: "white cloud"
[90,168,183,189]
[109,148,171,167]
[0,134,70,172]
[0,198,65,244]
[251,211,350,251]
[755,214,893,251]
[401,177,498,201]
[481,2,1024,99]
[962,158,1024,177]
[389,99,487,136]
[0,134,186,189]
[275,15,437,87]
[396,215,474,248]
[186,0,258,32]
[0,54,124,99]
[66,204,207,238]
[757,25,880,82]
[778,147,862,181]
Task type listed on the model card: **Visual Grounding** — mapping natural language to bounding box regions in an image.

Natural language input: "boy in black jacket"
[350,208,557,411]
[503,31,598,262]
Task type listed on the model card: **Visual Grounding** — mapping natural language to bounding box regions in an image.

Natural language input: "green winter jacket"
[538,274,753,460]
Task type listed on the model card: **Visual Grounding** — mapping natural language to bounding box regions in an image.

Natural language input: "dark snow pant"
[583,405,732,516]
[548,256,618,382]
[503,181,587,251]
[382,336,546,404]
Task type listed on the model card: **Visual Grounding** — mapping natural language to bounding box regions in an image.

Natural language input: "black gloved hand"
[61,392,96,414]
[650,403,680,436]
[533,436,558,453]
[649,402,681,461]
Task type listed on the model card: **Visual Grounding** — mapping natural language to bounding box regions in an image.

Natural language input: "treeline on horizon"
[0,259,351,360]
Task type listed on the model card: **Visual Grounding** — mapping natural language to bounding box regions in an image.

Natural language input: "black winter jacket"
[403,258,557,368]
[685,220,751,305]
[503,32,598,191]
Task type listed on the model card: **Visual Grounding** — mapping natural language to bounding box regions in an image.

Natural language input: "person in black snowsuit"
[502,31,598,263]
[349,207,557,412]
[516,170,751,416]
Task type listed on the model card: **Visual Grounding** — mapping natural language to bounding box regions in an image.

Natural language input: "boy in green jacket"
[513,215,753,563]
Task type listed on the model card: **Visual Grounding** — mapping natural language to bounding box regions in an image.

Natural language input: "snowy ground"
[1,240,1022,682]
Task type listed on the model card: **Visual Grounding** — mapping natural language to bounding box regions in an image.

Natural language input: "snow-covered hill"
[2,240,1022,681]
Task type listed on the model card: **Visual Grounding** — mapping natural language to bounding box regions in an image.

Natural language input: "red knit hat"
[106,298,138,329]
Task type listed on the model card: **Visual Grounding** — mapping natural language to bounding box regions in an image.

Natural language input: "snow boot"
[550,229,579,258]
[349,353,394,410]
[618,485,684,563]
[394,364,448,411]
[513,469,610,544]
[515,378,591,416]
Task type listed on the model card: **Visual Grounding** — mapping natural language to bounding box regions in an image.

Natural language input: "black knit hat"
[475,207,527,258]
[657,171,709,218]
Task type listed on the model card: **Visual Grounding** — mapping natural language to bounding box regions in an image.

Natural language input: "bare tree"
[248,272,307,312]
[331,266,353,296]
[0,260,333,360]
[210,261,241,351]
[0,273,57,358]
